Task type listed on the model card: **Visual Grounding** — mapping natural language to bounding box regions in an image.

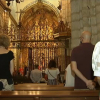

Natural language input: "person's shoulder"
[56,68,60,71]
[95,42,100,47]
[72,45,80,52]
[49,68,59,71]
[74,44,81,49]
[66,64,70,70]
[67,64,71,68]
[8,50,13,54]
[90,44,95,49]
[31,69,37,73]
[56,68,59,70]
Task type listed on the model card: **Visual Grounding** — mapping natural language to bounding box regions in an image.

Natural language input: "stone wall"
[71,0,100,49]
[59,0,71,57]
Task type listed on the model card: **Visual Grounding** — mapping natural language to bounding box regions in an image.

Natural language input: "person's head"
[80,31,92,43]
[48,59,56,68]
[34,64,39,69]
[0,34,10,49]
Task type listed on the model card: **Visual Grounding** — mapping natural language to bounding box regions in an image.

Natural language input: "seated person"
[30,64,42,83]
[64,64,75,87]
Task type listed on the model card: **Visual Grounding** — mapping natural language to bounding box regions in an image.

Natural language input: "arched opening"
[11,1,63,73]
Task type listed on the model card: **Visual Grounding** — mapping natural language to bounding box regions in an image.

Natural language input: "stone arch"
[21,0,60,21]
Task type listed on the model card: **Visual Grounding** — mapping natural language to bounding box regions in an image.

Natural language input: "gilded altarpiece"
[0,0,69,71]
[18,8,63,71]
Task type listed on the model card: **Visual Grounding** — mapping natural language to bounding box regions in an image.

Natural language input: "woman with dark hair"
[45,59,60,85]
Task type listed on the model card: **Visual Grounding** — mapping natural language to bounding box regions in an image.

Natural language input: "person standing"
[71,31,95,89]
[0,34,14,91]
[30,64,42,83]
[64,64,75,87]
[45,59,60,85]
[92,41,100,85]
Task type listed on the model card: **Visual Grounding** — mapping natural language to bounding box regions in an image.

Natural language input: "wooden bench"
[15,86,74,91]
[14,83,74,91]
[15,83,64,87]
[0,90,99,100]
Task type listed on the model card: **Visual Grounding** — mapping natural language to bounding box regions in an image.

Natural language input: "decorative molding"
[9,14,18,26]
[0,1,11,12]
[0,1,17,26]
[11,40,63,42]
[54,32,71,39]
[22,0,60,18]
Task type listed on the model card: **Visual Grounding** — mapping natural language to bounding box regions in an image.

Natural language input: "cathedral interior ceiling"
[21,2,59,28]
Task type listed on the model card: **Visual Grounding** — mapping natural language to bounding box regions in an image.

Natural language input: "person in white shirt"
[30,64,42,83]
[64,64,75,87]
[92,42,100,85]
[45,59,60,85]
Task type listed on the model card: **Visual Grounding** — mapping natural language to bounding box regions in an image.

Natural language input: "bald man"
[71,31,95,90]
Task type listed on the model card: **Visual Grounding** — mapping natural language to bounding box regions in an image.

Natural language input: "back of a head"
[81,31,92,43]
[48,59,56,68]
[34,64,39,69]
[0,34,10,49]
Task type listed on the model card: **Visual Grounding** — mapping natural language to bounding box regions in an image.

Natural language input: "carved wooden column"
[54,20,71,71]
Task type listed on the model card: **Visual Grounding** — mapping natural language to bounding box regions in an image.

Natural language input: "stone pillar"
[71,0,100,49]
[71,0,81,49]
[96,0,100,42]
[89,0,97,44]
[61,0,71,26]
